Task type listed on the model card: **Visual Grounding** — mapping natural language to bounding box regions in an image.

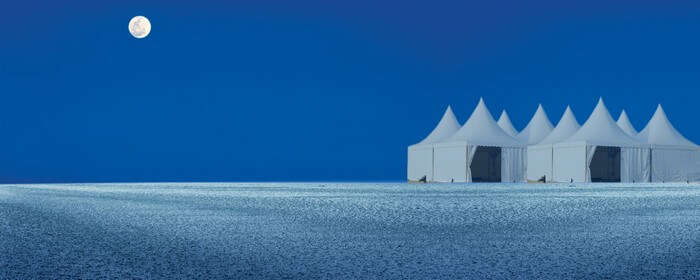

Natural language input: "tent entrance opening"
[471,146,501,182]
[590,146,621,182]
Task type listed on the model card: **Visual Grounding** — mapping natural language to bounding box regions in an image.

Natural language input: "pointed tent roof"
[563,98,644,147]
[516,104,554,145]
[497,110,519,137]
[636,105,697,147]
[413,106,461,146]
[538,106,580,145]
[616,110,638,136]
[561,98,644,147]
[446,98,523,147]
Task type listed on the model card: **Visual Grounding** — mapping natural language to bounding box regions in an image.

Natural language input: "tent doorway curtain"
[590,146,621,182]
[470,146,501,182]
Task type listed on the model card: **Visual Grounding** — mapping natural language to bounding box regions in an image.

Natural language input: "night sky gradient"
[2,0,700,182]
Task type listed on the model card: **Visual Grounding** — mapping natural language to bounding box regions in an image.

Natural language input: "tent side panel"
[691,150,700,182]
[407,146,433,181]
[434,145,468,182]
[553,145,586,183]
[652,148,696,182]
[527,146,552,182]
[620,147,650,183]
[502,147,526,183]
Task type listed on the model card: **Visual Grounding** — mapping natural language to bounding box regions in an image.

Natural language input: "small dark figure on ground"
[419,175,427,183]
[537,175,546,183]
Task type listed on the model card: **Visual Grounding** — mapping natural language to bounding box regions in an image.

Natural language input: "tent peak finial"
[654,104,668,118]
[534,104,547,115]
[619,110,629,120]
[563,106,573,114]
[444,105,455,116]
[594,97,607,110]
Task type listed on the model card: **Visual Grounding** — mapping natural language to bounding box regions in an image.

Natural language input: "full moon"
[129,16,151,39]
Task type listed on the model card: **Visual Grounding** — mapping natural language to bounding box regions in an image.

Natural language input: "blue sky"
[2,0,700,182]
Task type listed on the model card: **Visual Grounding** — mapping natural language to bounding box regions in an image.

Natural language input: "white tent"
[635,105,700,182]
[516,104,554,145]
[526,106,580,182]
[433,98,526,182]
[497,110,519,137]
[407,106,461,182]
[552,98,650,183]
[617,110,638,136]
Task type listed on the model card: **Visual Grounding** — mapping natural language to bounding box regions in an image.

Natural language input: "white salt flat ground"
[1,183,699,279]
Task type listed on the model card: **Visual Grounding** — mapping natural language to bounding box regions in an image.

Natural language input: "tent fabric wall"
[691,150,700,182]
[434,143,525,183]
[502,147,526,182]
[585,146,597,182]
[636,105,700,182]
[466,145,478,182]
[526,146,552,182]
[650,147,700,182]
[554,144,653,183]
[407,106,461,182]
[435,98,525,183]
[433,144,468,182]
[621,147,650,183]
[407,146,433,181]
[553,144,587,182]
[552,99,649,183]
[528,106,580,183]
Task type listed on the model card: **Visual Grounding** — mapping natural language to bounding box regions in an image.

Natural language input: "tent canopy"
[446,98,523,147]
[636,105,697,147]
[538,106,580,145]
[412,105,461,146]
[616,110,638,136]
[561,98,645,147]
[497,110,519,137]
[516,104,554,145]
